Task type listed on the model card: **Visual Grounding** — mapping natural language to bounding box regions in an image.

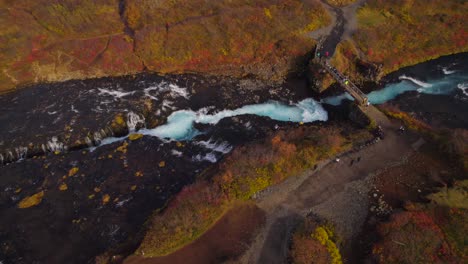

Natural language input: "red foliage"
[373,208,465,264]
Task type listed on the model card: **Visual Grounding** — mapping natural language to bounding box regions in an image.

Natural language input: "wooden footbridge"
[321,60,368,105]
[314,42,368,105]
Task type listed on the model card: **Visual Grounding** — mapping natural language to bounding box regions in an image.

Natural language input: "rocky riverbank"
[0,68,327,264]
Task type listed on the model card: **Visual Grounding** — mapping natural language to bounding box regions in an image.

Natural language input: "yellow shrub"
[313,226,343,264]
[264,8,272,19]
[59,183,68,191]
[68,167,79,177]
[18,191,45,209]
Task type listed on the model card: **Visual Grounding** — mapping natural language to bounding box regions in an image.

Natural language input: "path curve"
[311,0,367,57]
[239,120,420,263]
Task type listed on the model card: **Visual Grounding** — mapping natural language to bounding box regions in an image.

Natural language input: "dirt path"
[238,117,421,263]
[311,0,366,57]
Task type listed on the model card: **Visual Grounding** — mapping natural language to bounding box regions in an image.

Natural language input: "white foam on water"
[442,68,455,75]
[196,139,233,154]
[127,112,145,132]
[143,82,190,101]
[399,75,432,88]
[192,152,218,163]
[15,147,28,160]
[92,106,105,113]
[93,131,103,144]
[71,105,79,113]
[98,88,135,98]
[162,100,176,111]
[116,197,132,207]
[168,83,190,99]
[47,136,65,152]
[171,149,183,157]
[458,83,468,96]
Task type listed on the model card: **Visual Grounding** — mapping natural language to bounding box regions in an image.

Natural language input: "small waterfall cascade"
[127,112,145,132]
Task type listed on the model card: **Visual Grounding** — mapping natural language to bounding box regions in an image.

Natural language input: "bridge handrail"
[318,60,368,104]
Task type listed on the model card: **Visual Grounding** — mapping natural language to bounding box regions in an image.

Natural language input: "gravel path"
[238,115,420,263]
[310,0,367,57]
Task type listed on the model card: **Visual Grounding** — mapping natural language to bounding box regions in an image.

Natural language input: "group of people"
[335,156,361,165]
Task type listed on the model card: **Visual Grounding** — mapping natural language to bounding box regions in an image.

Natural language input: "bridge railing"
[318,60,368,104]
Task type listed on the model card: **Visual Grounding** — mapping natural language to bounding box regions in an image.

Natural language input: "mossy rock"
[110,114,129,136]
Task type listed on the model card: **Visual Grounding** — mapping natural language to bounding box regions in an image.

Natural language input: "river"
[0,53,466,264]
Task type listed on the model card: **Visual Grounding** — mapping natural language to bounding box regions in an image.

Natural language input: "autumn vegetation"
[1,0,467,93]
[135,125,367,257]
[326,0,357,7]
[0,0,330,93]
[289,218,342,264]
[126,0,330,81]
[372,181,468,264]
[0,0,142,93]
[353,0,468,75]
[427,180,468,210]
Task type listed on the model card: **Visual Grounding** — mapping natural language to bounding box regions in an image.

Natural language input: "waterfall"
[127,112,145,132]
[47,137,65,152]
